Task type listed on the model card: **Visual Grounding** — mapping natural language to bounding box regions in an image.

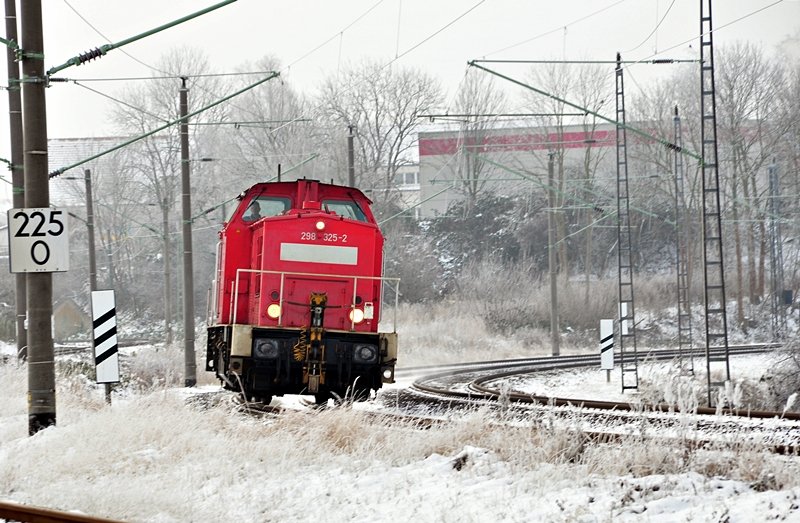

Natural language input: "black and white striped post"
[91,290,120,403]
[600,319,614,382]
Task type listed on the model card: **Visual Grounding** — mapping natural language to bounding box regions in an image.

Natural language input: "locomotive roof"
[243,179,373,204]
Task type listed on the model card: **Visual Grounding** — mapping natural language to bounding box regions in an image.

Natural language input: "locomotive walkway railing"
[225,268,400,332]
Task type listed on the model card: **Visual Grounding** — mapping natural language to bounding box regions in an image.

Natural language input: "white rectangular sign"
[280,243,358,265]
[7,208,69,273]
[619,302,630,335]
[92,290,120,384]
[600,319,614,370]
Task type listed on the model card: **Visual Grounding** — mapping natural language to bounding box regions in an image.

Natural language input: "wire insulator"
[77,48,104,65]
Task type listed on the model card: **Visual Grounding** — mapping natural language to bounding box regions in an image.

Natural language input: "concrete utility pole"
[162,196,172,345]
[180,78,197,387]
[547,152,560,356]
[20,0,56,434]
[5,0,27,362]
[347,125,355,187]
[82,169,111,403]
[84,170,98,291]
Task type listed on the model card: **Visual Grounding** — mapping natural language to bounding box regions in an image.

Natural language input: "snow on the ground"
[509,353,778,404]
[1,341,800,522]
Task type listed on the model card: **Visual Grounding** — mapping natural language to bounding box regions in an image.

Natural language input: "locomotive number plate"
[300,231,348,243]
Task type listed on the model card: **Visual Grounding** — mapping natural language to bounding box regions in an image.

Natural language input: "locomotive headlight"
[266,303,282,319]
[349,308,365,324]
[353,344,378,364]
[315,220,325,231]
[254,339,280,359]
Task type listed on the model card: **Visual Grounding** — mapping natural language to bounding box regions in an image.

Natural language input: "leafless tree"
[316,59,443,208]
[715,43,791,327]
[210,55,312,187]
[111,47,225,343]
[448,69,507,209]
[522,61,610,288]
[629,63,702,300]
[623,43,795,331]
[771,48,800,299]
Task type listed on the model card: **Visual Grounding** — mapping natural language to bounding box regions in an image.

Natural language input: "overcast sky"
[0,0,798,202]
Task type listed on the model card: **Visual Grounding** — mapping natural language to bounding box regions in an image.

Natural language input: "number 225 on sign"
[7,208,70,273]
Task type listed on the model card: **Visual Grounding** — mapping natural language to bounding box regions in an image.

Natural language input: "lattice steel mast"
[615,52,639,392]
[700,0,731,406]
[674,107,694,374]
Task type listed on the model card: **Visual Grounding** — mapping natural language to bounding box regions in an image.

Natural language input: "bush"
[383,220,445,303]
[454,259,617,334]
[761,339,800,412]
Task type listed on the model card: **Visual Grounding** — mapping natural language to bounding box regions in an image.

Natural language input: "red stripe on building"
[419,130,615,156]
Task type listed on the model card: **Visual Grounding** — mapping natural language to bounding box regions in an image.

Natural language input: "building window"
[396,170,418,186]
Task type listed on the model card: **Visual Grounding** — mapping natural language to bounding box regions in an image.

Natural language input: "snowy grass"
[3,324,800,521]
[2,357,800,521]
[395,302,594,367]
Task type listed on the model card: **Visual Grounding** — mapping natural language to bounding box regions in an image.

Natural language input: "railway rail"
[404,343,800,453]
[52,339,159,357]
[0,500,122,523]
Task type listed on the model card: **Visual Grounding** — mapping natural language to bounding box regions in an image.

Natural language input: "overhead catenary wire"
[48,0,489,172]
[480,0,627,58]
[51,0,396,177]
[181,0,495,219]
[52,1,260,134]
[49,71,280,177]
[378,153,462,226]
[419,112,588,121]
[471,59,698,64]
[611,0,787,82]
[52,70,283,83]
[425,140,795,228]
[291,0,491,128]
[465,149,667,223]
[467,61,699,162]
[55,1,286,126]
[297,1,390,70]
[72,80,168,123]
[48,2,780,231]
[189,153,320,222]
[61,0,170,76]
[621,0,678,54]
[475,1,787,119]
[394,0,486,62]
[47,0,238,76]
[642,0,785,62]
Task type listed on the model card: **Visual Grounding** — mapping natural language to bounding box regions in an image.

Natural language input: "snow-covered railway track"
[52,339,158,357]
[406,344,800,453]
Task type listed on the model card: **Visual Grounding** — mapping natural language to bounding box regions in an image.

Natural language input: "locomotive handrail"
[232,268,400,332]
[208,241,224,326]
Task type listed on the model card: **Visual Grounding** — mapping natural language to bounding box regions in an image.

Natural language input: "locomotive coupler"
[304,293,328,393]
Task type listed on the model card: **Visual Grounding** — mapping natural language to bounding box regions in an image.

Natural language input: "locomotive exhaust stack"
[205,179,399,405]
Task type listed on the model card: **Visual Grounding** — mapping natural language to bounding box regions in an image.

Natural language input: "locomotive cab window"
[321,199,368,222]
[242,196,291,222]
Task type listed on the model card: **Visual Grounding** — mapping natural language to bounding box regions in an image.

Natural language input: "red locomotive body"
[206,179,398,404]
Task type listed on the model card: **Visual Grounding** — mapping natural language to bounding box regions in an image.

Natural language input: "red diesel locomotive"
[206,178,398,404]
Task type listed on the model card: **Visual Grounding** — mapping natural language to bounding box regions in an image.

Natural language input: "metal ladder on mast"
[615,53,639,392]
[700,0,731,406]
[674,107,694,374]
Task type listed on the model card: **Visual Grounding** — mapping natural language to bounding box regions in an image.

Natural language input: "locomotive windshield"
[321,199,368,222]
[242,196,291,222]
